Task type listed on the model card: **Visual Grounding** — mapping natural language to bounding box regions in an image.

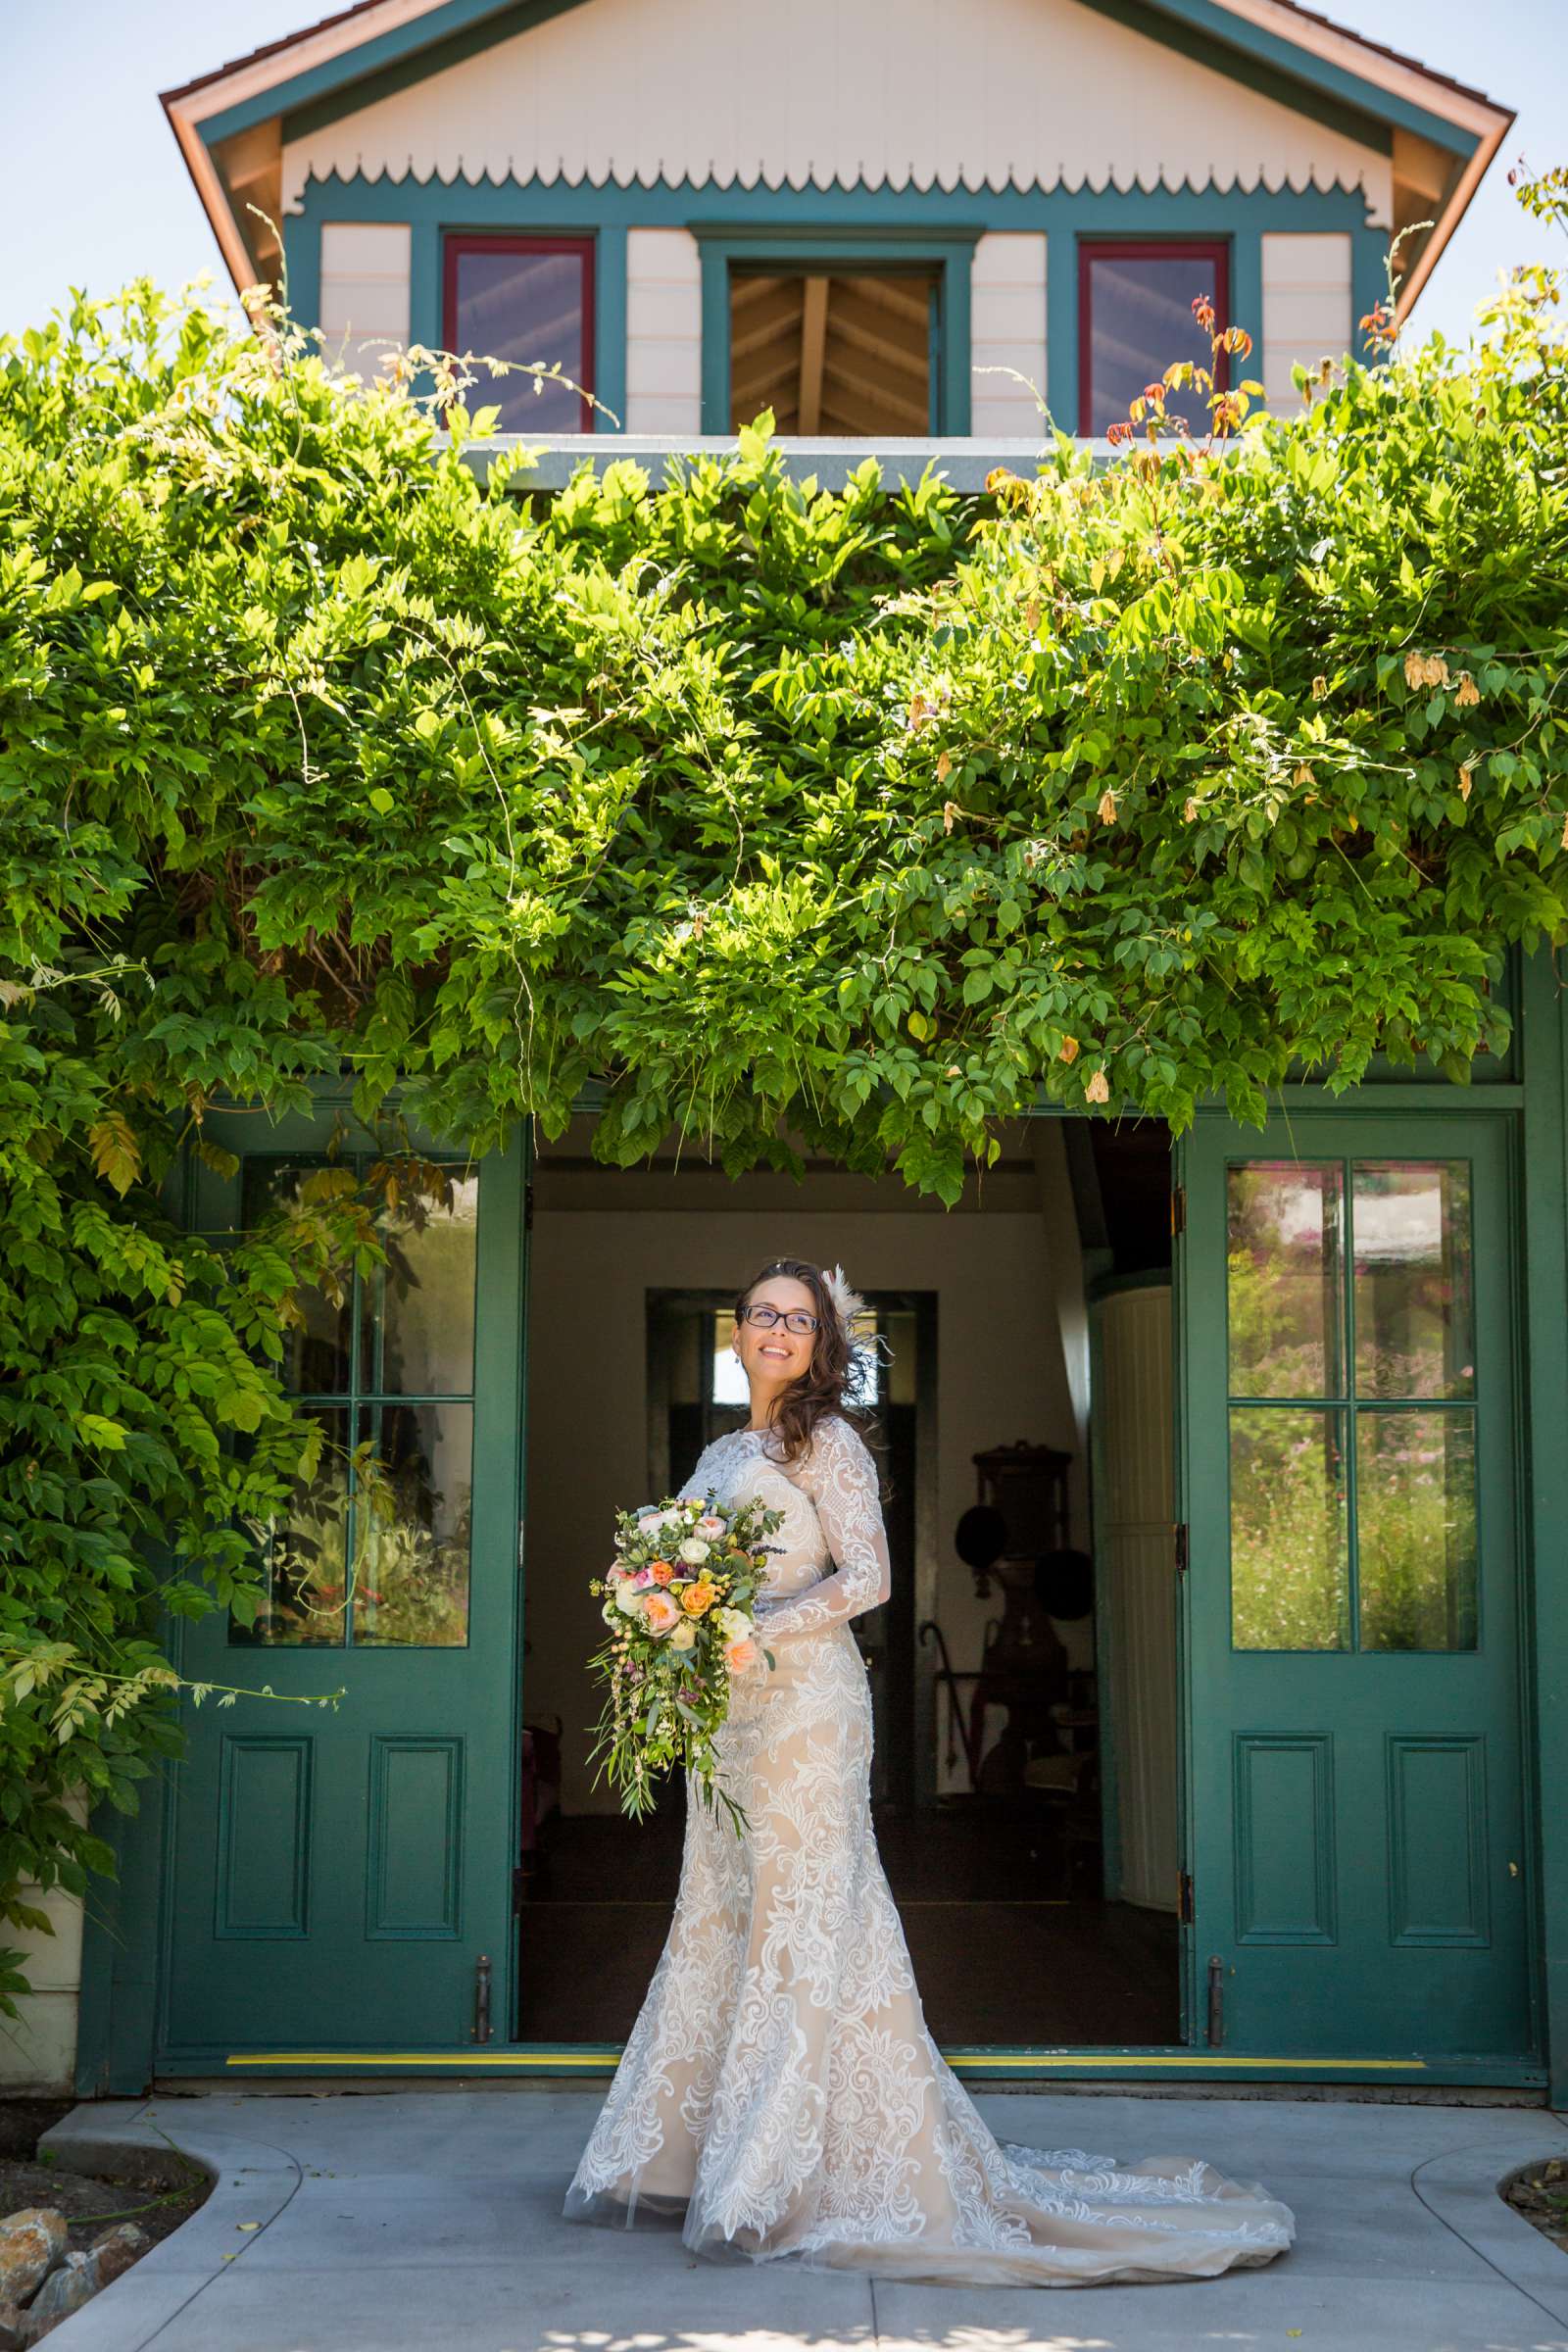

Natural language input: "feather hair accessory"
[822,1263,866,1344]
[822,1264,885,1403]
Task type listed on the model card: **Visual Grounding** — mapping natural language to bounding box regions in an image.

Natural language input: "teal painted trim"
[77,1152,204,2094]
[290,174,1385,437]
[281,212,318,340]
[466,1133,529,2045]
[199,0,549,145]
[191,0,1480,165]
[1171,1125,1197,2042]
[411,219,442,357]
[668,225,981,435]
[1351,228,1390,365]
[595,223,627,431]
[1519,951,1568,2103]
[699,252,725,441]
[74,1765,174,2097]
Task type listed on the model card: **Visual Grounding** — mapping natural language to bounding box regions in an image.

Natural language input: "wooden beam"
[798,275,829,435]
[837,271,936,329]
[730,287,806,362]
[827,300,928,387]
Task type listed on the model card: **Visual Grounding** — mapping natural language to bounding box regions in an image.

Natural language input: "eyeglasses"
[739,1303,820,1336]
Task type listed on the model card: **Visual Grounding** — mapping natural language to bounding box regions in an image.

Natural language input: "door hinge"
[1178,1870,1194,1925]
[1205,1953,1225,2048]
[524,1181,534,1234]
[472,1951,494,2044]
[1170,1183,1186,1237]
[1174,1522,1189,1578]
[513,1864,529,1915]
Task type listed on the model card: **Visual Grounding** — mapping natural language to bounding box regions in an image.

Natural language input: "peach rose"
[648,1560,674,1587]
[723,1638,760,1675]
[679,1581,717,1617]
[641,1592,680,1637]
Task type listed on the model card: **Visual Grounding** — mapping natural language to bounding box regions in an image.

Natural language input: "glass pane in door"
[1227,1163,1343,1397]
[1229,1406,1349,1650]
[354,1401,474,1648]
[233,1402,353,1646]
[1355,1408,1478,1651]
[1352,1163,1475,1399]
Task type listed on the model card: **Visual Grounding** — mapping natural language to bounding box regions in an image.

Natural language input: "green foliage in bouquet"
[586,1494,785,1831]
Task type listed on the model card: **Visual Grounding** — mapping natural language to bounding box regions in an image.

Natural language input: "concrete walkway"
[35,2090,1568,2352]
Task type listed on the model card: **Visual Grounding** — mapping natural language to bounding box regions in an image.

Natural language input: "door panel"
[159,1117,526,2062]
[1180,1113,1533,2060]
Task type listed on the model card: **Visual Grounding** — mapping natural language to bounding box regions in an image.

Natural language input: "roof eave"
[1396,106,1517,320]
[163,0,1517,321]
[163,90,261,298]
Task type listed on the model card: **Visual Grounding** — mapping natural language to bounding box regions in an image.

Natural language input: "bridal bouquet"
[586,1492,784,1831]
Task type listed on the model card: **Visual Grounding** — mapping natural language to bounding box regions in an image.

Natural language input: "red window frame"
[1077,239,1230,438]
[441,233,596,431]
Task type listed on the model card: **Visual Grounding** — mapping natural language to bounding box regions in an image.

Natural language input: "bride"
[564,1256,1295,2286]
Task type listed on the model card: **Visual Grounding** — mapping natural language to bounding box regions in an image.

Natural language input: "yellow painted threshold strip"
[225,2049,1428,2072]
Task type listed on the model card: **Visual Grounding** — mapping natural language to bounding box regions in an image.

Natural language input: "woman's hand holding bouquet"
[586,1492,784,1831]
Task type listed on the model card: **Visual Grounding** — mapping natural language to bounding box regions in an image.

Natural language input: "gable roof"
[164,0,1512,321]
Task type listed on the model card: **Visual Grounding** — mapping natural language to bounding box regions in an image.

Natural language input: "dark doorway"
[514,1123,1182,2051]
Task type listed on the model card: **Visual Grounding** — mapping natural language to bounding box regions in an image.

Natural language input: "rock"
[0,2213,65,2308]
[0,2300,26,2352]
[19,2226,151,2343]
[86,2224,147,2286]
[18,2253,93,2343]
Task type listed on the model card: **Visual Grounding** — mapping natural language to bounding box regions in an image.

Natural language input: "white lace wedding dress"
[564,1416,1296,2286]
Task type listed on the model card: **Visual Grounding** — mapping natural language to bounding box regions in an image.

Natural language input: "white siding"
[0,1839,84,2095]
[282,0,1392,226]
[623,228,702,435]
[970,232,1048,440]
[1261,230,1353,409]
[318,220,412,377]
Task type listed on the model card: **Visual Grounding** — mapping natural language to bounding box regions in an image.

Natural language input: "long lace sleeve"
[679,1435,733,1502]
[757,1417,891,1641]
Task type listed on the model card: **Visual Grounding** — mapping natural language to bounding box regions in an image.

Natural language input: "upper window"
[1078,241,1229,438]
[730,268,938,435]
[442,235,594,433]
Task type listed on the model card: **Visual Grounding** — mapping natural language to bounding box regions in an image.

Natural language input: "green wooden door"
[1181,1111,1534,2063]
[158,1114,526,2066]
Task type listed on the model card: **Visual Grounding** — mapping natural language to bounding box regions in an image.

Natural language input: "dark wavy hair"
[735,1258,871,1464]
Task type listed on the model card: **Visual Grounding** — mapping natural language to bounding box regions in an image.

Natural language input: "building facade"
[18,0,1565,2107]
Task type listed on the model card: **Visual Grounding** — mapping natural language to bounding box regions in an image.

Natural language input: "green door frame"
[77,958,1568,2095]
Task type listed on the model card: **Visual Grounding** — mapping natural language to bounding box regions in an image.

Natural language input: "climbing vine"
[2,175,1566,1995]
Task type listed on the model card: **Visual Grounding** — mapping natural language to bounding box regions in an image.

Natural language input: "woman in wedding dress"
[564,1257,1295,2286]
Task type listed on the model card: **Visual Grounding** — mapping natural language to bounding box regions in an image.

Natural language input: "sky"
[3,0,1564,350]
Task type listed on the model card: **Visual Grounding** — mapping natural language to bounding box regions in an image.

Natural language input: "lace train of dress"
[564,1418,1295,2287]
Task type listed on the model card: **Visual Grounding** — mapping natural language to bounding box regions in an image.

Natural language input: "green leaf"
[76,1414,128,1451]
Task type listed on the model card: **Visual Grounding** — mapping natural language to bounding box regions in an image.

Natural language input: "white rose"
[715,1606,751,1642]
[669,1620,697,1651]
[614,1584,645,1616]
[678,1538,710,1565]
